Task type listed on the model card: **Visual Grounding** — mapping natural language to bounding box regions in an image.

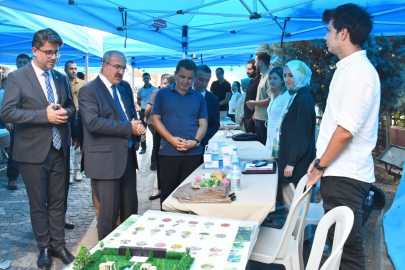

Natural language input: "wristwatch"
[194,139,200,147]
[314,159,327,171]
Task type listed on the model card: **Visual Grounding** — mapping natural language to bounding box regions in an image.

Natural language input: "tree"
[260,35,405,114]
[148,250,154,262]
[126,248,131,260]
[73,245,94,269]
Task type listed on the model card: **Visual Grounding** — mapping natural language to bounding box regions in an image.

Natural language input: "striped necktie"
[43,71,62,150]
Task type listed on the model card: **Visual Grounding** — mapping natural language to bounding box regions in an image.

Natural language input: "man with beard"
[64,61,85,184]
[152,59,208,207]
[243,60,261,133]
[1,28,76,269]
[78,50,145,240]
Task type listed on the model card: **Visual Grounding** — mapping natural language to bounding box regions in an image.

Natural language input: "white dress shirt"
[31,62,58,104]
[316,50,381,183]
[98,74,128,119]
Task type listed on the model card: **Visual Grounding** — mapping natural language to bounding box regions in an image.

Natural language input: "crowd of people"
[0,3,380,270]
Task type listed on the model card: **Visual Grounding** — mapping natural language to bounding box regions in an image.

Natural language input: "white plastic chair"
[289,178,325,242]
[306,206,354,270]
[250,175,313,270]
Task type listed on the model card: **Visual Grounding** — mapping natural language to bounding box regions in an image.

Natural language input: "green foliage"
[166,252,184,260]
[157,259,160,267]
[103,247,119,256]
[260,35,405,113]
[98,241,104,248]
[177,253,195,270]
[173,265,177,270]
[162,260,165,270]
[73,245,94,269]
[393,112,405,127]
[92,250,103,263]
[126,248,131,260]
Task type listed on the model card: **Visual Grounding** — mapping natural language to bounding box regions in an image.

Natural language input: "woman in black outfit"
[277,60,316,206]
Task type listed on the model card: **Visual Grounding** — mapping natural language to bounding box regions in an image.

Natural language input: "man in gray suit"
[1,29,76,269]
[78,50,145,240]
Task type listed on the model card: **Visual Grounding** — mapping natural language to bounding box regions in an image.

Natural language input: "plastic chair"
[306,206,354,270]
[250,175,313,270]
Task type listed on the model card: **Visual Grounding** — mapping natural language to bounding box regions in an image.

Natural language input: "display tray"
[241,160,277,174]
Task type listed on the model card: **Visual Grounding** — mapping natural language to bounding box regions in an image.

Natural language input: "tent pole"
[85,53,89,82]
[183,52,186,59]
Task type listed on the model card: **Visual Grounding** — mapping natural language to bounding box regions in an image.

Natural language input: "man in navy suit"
[78,50,145,240]
[193,65,220,148]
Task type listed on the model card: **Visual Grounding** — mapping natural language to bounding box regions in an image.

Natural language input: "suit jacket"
[201,91,220,147]
[78,76,140,180]
[1,64,75,163]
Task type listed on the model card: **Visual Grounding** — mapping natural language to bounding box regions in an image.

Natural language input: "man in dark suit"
[78,50,145,240]
[1,29,76,269]
[193,65,220,148]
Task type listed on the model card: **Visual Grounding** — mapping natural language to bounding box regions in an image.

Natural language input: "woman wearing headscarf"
[265,67,290,153]
[276,60,316,207]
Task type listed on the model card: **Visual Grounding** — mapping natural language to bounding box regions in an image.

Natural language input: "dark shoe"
[37,248,52,270]
[52,246,75,265]
[149,164,157,171]
[149,193,161,200]
[7,179,17,190]
[65,220,75,229]
[139,148,146,154]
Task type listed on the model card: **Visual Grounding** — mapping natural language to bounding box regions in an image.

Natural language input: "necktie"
[112,85,133,148]
[43,71,62,150]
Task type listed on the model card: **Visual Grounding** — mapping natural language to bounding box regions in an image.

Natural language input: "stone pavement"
[0,130,313,269]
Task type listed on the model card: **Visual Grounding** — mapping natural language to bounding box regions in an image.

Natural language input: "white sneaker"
[75,170,83,181]
[69,173,74,184]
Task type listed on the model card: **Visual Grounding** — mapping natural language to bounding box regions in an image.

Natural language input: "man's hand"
[5,123,13,132]
[306,158,323,188]
[232,108,236,112]
[252,113,256,121]
[47,104,68,124]
[179,140,198,151]
[72,138,80,150]
[238,118,242,125]
[170,137,187,150]
[131,119,146,135]
[144,117,147,123]
[284,165,294,178]
[246,100,255,110]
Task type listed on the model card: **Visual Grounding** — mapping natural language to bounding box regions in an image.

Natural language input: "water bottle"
[230,148,239,166]
[230,161,241,192]
[364,191,374,207]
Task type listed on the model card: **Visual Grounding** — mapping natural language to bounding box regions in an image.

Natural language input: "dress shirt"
[316,50,381,183]
[31,62,58,104]
[255,68,271,121]
[98,74,128,119]
[198,90,206,97]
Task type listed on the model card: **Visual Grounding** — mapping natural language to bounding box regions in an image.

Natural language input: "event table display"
[218,119,239,130]
[162,163,278,224]
[65,211,259,270]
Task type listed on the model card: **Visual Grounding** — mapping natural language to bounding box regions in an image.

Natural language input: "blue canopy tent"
[0,0,404,55]
[0,6,103,75]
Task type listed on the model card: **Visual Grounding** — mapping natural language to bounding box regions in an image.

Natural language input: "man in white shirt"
[306,4,379,269]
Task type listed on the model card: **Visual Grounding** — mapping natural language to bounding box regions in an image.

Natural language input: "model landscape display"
[72,243,194,270]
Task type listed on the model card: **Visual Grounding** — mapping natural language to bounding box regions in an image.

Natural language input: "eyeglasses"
[106,63,127,72]
[35,48,62,58]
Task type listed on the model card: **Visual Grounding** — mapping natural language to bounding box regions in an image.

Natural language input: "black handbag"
[232,132,257,141]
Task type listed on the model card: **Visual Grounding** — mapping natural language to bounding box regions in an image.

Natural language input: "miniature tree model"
[126,248,131,260]
[157,259,160,267]
[73,245,94,269]
[148,250,154,262]
[162,260,165,270]
[99,240,104,248]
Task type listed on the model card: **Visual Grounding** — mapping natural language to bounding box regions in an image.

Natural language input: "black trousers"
[18,145,67,251]
[243,117,255,133]
[153,130,161,190]
[139,109,148,150]
[321,176,371,270]
[7,129,20,180]
[255,119,267,145]
[92,147,138,240]
[64,146,70,214]
[159,155,203,208]
[148,124,157,166]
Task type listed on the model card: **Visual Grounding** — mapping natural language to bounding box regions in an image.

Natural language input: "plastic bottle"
[230,161,241,192]
[364,191,374,207]
[230,148,239,166]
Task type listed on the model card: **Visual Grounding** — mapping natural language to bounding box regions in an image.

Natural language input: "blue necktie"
[112,85,133,148]
[43,71,62,150]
